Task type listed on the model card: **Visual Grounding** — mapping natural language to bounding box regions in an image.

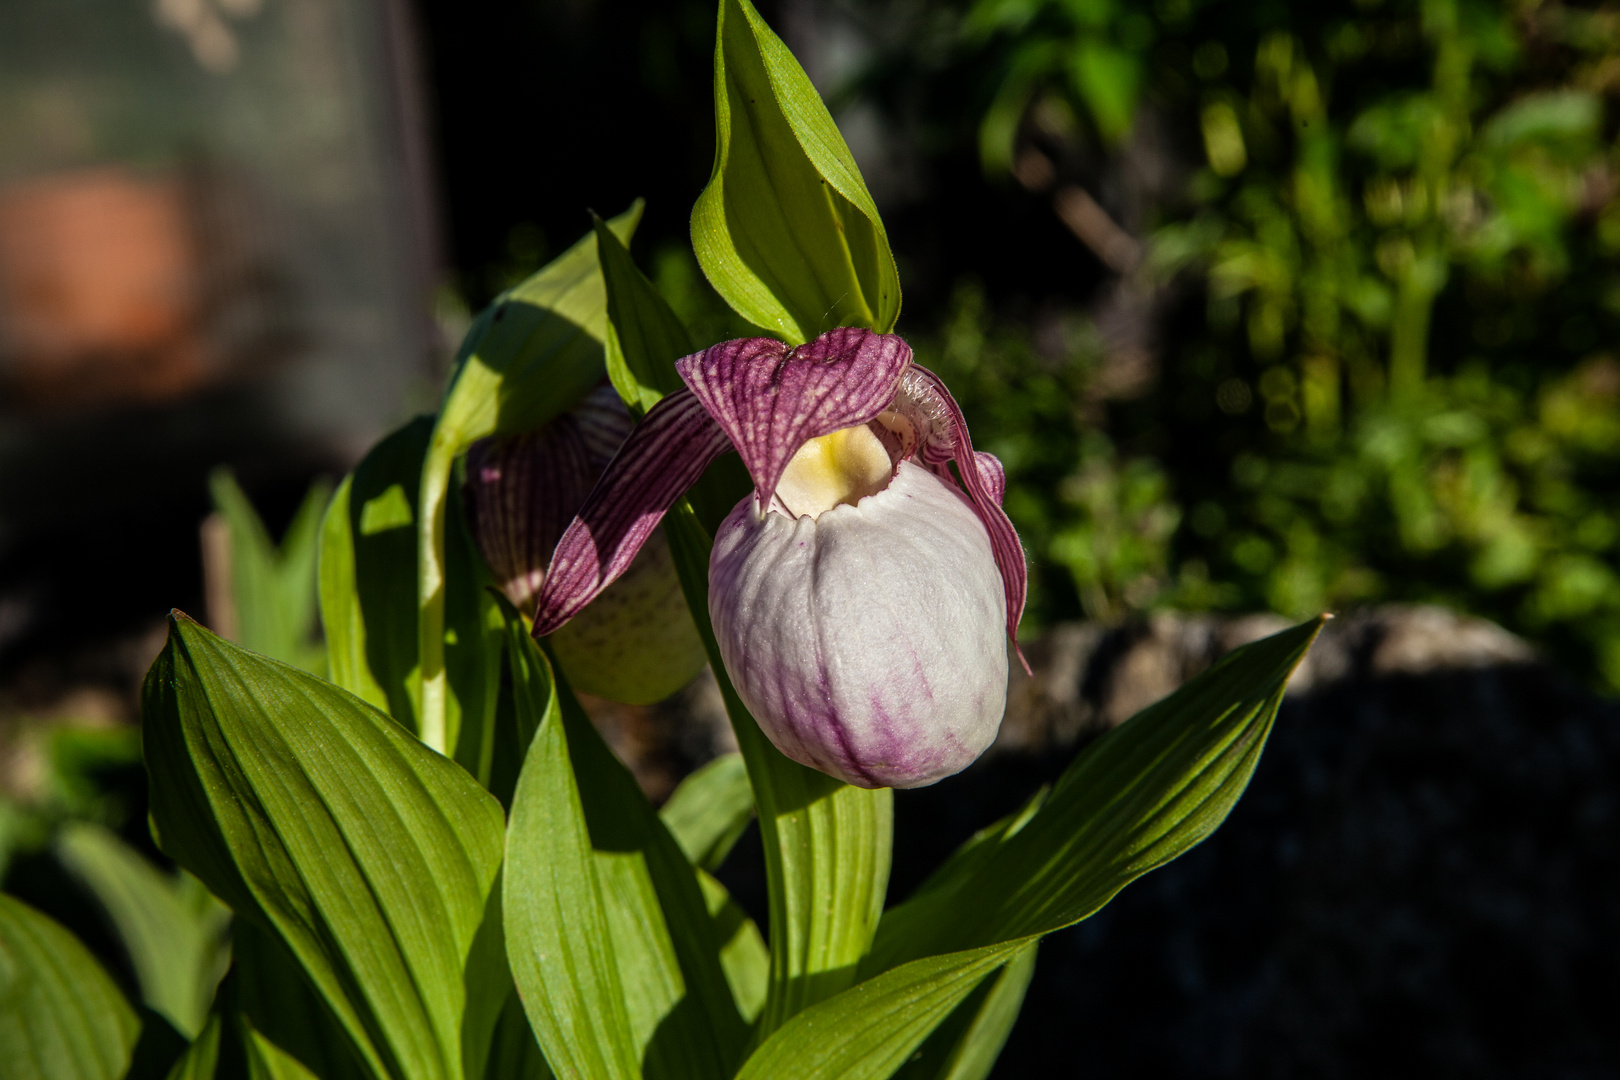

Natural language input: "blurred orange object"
[0,166,209,409]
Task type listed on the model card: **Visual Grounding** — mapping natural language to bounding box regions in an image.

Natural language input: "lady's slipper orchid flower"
[465,384,706,705]
[533,328,1028,789]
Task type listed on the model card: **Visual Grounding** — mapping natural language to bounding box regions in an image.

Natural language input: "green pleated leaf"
[417,203,642,755]
[891,940,1035,1080]
[660,503,892,1037]
[501,597,748,1080]
[865,617,1326,973]
[141,613,506,1080]
[54,823,231,1038]
[731,940,1031,1080]
[595,217,691,417]
[0,892,139,1080]
[318,417,504,783]
[209,469,331,676]
[658,754,754,873]
[692,0,901,344]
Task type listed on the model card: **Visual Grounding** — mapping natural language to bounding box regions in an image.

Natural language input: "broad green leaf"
[732,940,1031,1080]
[319,418,504,781]
[319,418,435,731]
[142,614,506,1080]
[661,502,892,1037]
[891,940,1036,1080]
[692,0,901,344]
[658,754,754,873]
[595,217,692,417]
[0,892,139,1080]
[501,598,748,1080]
[55,823,230,1038]
[209,469,331,676]
[162,1014,221,1080]
[865,617,1325,973]
[418,203,642,755]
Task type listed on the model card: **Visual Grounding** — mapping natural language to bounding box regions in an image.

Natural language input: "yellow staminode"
[775,423,894,519]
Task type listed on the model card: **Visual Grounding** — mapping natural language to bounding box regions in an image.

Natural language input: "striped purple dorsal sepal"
[675,328,914,512]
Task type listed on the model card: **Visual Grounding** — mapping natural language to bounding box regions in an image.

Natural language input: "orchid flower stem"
[661,500,893,1040]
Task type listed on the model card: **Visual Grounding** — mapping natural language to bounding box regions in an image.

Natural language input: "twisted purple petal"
[893,365,1030,669]
[676,329,913,511]
[531,387,733,637]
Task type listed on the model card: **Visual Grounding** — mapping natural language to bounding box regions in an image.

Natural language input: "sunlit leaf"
[692,0,900,343]
[142,614,506,1080]
[0,893,139,1080]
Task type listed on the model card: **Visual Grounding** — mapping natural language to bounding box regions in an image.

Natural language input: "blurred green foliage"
[878,0,1620,688]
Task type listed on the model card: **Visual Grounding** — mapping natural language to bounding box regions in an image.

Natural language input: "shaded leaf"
[142,614,506,1080]
[692,0,900,343]
[54,822,230,1038]
[0,892,138,1080]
